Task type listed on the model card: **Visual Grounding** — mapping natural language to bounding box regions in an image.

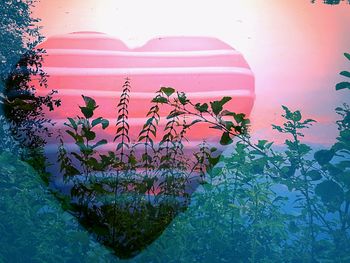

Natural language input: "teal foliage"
[336,53,350,91]
[1,0,350,261]
[0,152,115,262]
[0,0,42,84]
[55,73,350,261]
[136,103,350,263]
[13,51,350,261]
[0,0,61,152]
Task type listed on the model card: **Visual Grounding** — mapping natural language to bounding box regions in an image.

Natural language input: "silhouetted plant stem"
[138,91,162,202]
[293,121,316,262]
[159,95,288,177]
[112,78,131,243]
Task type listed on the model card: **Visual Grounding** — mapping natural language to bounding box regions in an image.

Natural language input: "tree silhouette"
[0,0,60,154]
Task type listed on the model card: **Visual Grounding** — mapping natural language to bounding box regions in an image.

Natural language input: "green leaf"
[92,139,108,149]
[338,172,350,188]
[66,117,77,130]
[298,143,312,155]
[208,155,220,167]
[82,95,97,110]
[195,103,209,113]
[210,125,223,130]
[315,180,343,208]
[272,124,283,133]
[188,119,202,127]
[224,121,234,130]
[66,131,83,143]
[336,82,350,91]
[64,165,80,177]
[257,140,268,150]
[92,117,109,129]
[83,130,96,141]
[328,164,342,177]
[128,154,137,167]
[266,142,274,149]
[177,92,188,105]
[221,96,232,105]
[220,132,233,145]
[79,106,93,119]
[285,140,297,151]
[210,97,232,115]
[307,170,322,181]
[210,147,218,152]
[344,52,350,61]
[293,110,302,122]
[340,71,350,78]
[167,110,186,119]
[280,166,296,178]
[152,96,168,104]
[282,105,293,120]
[340,129,350,141]
[314,149,334,166]
[87,157,104,171]
[91,117,102,127]
[221,110,235,117]
[252,163,264,174]
[233,113,246,123]
[210,101,223,115]
[337,160,350,170]
[160,87,175,97]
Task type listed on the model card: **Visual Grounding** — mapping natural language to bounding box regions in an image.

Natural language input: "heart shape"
[37,31,255,174]
[23,32,255,258]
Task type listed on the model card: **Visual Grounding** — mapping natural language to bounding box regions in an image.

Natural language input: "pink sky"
[32,0,350,145]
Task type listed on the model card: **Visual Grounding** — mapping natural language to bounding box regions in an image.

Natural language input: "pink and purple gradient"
[32,0,350,145]
[35,32,255,156]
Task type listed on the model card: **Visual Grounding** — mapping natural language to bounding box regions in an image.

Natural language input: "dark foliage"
[0,0,61,155]
[57,78,249,258]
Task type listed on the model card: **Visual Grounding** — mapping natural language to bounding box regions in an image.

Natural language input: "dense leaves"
[1,1,350,259]
[0,0,61,153]
[0,152,114,262]
[53,73,350,261]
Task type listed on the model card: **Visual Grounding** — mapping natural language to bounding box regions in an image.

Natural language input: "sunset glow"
[2,1,350,260]
[33,0,350,144]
